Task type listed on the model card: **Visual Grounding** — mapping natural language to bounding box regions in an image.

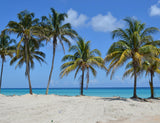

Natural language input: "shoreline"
[1,93,160,99]
[1,88,160,98]
[0,94,160,123]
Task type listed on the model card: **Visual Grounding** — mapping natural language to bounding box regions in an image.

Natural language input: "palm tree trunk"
[46,39,56,95]
[132,61,137,98]
[133,71,137,98]
[27,67,32,94]
[81,69,84,95]
[149,72,154,98]
[0,58,4,93]
[25,41,32,94]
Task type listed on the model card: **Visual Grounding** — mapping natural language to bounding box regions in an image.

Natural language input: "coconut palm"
[105,17,159,98]
[41,8,77,94]
[60,37,106,95]
[142,60,160,98]
[0,31,16,92]
[10,40,45,91]
[123,59,160,98]
[6,10,41,94]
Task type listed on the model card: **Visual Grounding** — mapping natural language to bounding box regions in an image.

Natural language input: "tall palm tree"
[10,40,45,91]
[105,17,159,98]
[6,10,41,94]
[0,31,16,92]
[41,8,77,94]
[60,37,106,95]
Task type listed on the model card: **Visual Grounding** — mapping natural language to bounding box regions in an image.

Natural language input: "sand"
[0,94,160,123]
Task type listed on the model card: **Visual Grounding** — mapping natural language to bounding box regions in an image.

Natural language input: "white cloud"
[65,9,124,32]
[150,1,160,16]
[65,9,88,28]
[90,12,124,32]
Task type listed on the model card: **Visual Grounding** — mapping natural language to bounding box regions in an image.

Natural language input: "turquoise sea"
[1,88,160,98]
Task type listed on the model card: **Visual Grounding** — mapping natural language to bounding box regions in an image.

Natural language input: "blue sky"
[0,0,160,88]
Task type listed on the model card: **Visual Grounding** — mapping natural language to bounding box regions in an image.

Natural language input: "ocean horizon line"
[1,87,160,89]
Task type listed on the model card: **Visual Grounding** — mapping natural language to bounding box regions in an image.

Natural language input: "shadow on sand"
[97,97,160,102]
[97,97,128,102]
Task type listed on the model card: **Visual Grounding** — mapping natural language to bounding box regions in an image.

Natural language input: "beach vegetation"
[6,10,42,94]
[60,37,107,95]
[105,17,159,98]
[39,8,77,94]
[0,31,16,92]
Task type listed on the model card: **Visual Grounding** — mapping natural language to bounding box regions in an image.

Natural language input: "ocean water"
[1,88,160,98]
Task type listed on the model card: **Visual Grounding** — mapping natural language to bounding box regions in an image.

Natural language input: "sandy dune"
[0,94,160,123]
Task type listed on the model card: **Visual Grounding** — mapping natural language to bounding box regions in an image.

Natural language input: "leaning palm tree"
[41,8,77,94]
[10,40,45,92]
[0,31,16,92]
[6,10,41,94]
[105,17,159,98]
[60,37,106,95]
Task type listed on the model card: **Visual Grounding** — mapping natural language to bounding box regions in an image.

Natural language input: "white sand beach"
[0,94,160,123]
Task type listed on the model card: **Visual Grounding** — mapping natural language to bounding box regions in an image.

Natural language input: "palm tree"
[0,31,16,92]
[41,8,77,94]
[144,40,160,98]
[6,10,41,94]
[123,59,160,98]
[10,40,45,92]
[60,37,106,95]
[142,60,160,98]
[105,17,159,98]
